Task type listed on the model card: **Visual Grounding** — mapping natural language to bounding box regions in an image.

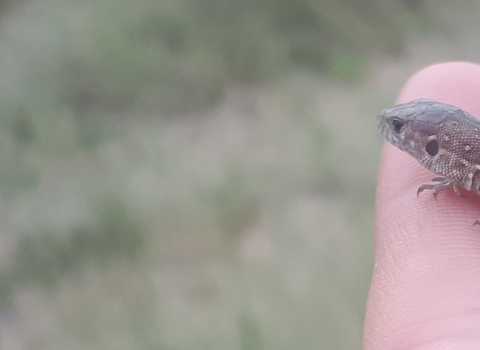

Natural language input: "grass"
[0,73,380,349]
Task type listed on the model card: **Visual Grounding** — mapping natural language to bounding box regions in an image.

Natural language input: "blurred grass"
[0,0,470,349]
[0,74,379,348]
[0,0,426,118]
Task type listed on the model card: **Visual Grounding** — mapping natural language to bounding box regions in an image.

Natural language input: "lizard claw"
[417,179,454,199]
[473,219,480,227]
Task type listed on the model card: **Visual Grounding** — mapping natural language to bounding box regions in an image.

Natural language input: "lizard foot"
[417,177,454,200]
[473,219,480,227]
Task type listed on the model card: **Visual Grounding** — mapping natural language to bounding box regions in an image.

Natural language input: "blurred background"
[0,0,478,349]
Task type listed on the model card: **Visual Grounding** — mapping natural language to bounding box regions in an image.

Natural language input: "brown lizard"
[377,98,480,225]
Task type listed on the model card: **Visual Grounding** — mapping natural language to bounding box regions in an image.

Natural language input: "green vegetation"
[0,0,425,119]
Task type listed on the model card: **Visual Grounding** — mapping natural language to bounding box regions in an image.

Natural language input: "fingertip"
[398,61,480,113]
[365,62,480,349]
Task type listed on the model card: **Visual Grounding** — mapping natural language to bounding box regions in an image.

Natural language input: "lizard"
[377,98,480,226]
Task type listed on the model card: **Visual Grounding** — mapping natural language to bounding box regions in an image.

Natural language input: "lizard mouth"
[377,113,397,143]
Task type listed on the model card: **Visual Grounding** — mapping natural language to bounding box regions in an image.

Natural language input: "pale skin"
[364,62,480,349]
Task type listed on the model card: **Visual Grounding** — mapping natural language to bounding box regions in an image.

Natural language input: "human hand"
[364,62,480,349]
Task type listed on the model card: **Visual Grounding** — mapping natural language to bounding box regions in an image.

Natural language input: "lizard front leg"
[417,176,457,200]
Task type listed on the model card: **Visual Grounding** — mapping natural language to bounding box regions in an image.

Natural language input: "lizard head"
[377,98,455,159]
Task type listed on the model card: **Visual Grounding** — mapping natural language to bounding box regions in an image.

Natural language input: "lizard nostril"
[376,113,384,128]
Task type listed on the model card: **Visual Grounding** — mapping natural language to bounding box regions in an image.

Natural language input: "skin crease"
[364,62,480,350]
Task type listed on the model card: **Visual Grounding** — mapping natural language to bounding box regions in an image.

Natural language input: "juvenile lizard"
[377,98,480,225]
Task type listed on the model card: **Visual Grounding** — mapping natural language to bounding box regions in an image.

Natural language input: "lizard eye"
[391,119,404,134]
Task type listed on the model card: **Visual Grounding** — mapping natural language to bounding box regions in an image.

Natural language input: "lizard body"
[377,98,480,225]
